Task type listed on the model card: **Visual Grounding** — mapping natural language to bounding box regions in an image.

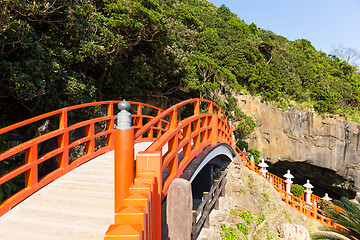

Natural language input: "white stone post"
[283,170,294,194]
[322,193,332,201]
[258,157,268,176]
[303,180,314,204]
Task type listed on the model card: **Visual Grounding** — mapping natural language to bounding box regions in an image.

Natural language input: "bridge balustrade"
[106,99,233,239]
[0,101,164,217]
[0,98,348,239]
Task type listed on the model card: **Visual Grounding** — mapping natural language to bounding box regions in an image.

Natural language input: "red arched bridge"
[0,99,339,239]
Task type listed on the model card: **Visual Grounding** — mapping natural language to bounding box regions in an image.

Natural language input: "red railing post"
[114,101,134,212]
[156,109,163,138]
[106,103,115,146]
[249,155,255,171]
[86,123,95,154]
[229,118,235,148]
[169,109,178,130]
[211,110,218,145]
[134,104,143,138]
[194,99,200,116]
[25,144,38,188]
[58,110,69,169]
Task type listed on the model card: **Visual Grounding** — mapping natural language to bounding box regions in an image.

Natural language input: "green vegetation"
[312,197,360,240]
[291,184,305,198]
[222,209,268,239]
[221,224,239,240]
[236,223,250,236]
[261,192,270,204]
[2,0,360,210]
[2,0,360,126]
[247,176,257,190]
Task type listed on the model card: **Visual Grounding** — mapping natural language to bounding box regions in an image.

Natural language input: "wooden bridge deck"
[0,143,152,240]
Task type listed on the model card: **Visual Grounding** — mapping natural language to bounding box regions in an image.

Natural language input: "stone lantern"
[258,157,268,176]
[322,193,332,201]
[283,170,294,193]
[303,180,314,204]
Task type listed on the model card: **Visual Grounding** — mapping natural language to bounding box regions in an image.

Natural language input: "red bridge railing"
[234,146,341,228]
[105,98,233,239]
[0,98,344,239]
[0,100,164,217]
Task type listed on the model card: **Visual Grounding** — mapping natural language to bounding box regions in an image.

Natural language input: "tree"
[312,197,360,240]
[331,44,360,66]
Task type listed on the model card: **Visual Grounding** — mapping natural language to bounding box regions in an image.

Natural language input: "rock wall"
[235,94,360,192]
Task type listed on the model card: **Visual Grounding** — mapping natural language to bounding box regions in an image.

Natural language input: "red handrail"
[2,98,342,239]
[0,100,164,217]
[234,145,341,228]
[136,98,232,197]
[106,98,234,239]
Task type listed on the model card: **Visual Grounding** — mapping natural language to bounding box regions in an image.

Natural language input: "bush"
[291,184,305,198]
[248,148,261,165]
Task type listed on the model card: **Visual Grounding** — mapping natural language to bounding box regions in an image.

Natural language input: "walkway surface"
[0,142,152,240]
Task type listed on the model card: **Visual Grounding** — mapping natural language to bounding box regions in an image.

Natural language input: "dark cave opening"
[267,160,356,200]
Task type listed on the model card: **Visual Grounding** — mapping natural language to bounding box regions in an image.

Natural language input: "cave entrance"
[267,161,356,200]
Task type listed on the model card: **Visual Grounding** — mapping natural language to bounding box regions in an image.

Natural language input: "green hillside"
[1,0,360,124]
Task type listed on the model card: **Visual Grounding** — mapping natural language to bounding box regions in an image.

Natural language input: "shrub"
[291,184,305,198]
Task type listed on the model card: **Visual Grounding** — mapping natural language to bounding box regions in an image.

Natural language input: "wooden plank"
[0,142,153,240]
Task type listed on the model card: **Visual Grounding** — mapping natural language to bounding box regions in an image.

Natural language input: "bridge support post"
[167,178,192,240]
[114,101,134,212]
[203,192,210,228]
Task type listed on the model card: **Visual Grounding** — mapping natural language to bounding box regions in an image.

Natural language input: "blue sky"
[208,0,360,65]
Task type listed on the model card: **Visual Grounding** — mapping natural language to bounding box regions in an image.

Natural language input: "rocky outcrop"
[280,224,311,240]
[197,157,322,239]
[236,94,360,192]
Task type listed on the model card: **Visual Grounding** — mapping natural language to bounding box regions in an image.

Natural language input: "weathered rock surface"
[235,94,360,192]
[197,157,322,239]
[280,224,311,240]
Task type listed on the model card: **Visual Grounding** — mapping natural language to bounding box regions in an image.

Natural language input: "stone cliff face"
[235,94,360,192]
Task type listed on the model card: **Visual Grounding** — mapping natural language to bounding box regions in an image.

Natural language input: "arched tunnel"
[161,143,234,239]
[178,143,234,209]
[191,155,231,209]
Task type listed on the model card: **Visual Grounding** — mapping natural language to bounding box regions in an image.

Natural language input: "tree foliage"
[312,197,360,240]
[1,0,360,126]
